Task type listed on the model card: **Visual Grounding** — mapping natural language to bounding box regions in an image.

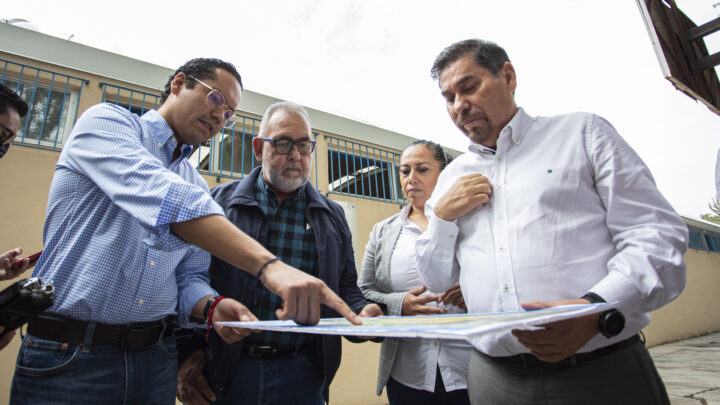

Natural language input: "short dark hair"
[406,139,454,170]
[0,82,29,117]
[160,58,243,104]
[430,39,511,80]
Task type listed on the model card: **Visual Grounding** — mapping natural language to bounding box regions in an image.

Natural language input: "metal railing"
[100,82,161,116]
[325,135,405,204]
[201,116,262,179]
[1,58,87,151]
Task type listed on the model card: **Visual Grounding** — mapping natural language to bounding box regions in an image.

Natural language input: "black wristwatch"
[189,296,219,323]
[581,292,625,338]
[202,296,220,321]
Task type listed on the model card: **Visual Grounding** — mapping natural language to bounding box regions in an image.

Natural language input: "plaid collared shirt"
[244,174,318,347]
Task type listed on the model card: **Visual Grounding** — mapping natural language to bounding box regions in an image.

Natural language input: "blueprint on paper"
[217,302,617,340]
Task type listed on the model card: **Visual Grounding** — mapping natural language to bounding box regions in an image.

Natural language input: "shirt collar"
[399,204,423,232]
[142,110,192,160]
[468,107,532,155]
[399,204,413,226]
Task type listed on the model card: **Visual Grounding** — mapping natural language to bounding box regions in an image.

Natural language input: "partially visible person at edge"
[359,139,472,405]
[176,101,382,405]
[0,82,32,350]
[10,59,360,405]
[416,39,688,405]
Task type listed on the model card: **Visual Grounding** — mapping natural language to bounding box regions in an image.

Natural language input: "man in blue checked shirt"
[11,59,361,405]
[175,101,383,405]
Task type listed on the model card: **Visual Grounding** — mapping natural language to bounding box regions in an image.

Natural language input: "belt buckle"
[120,325,153,350]
[254,346,276,356]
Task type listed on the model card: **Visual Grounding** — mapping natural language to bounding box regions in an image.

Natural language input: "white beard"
[262,158,309,193]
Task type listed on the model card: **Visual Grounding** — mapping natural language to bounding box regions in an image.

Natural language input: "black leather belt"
[494,335,642,370]
[238,344,312,358]
[27,315,174,350]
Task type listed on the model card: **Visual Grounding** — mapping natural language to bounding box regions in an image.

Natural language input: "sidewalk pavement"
[650,332,720,404]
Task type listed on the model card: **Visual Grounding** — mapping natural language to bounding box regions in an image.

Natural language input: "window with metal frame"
[206,116,261,178]
[1,58,86,151]
[100,82,161,116]
[688,227,709,250]
[326,135,404,204]
[704,231,720,252]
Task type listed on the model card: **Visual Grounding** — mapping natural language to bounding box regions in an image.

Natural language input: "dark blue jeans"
[214,351,324,405]
[10,332,177,405]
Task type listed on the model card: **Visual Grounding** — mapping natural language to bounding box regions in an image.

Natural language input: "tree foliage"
[701,196,720,224]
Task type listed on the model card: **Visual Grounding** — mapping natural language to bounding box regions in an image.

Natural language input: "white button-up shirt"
[417,108,688,357]
[390,205,470,392]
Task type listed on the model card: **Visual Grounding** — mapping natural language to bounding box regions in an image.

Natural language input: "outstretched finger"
[520,301,552,311]
[321,286,361,325]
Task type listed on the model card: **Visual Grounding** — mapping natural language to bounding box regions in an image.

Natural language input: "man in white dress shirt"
[416,39,688,404]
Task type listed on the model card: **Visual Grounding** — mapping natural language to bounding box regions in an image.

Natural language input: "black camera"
[0,277,54,330]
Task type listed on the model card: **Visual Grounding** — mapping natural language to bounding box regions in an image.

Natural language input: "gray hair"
[430,39,511,80]
[257,101,312,138]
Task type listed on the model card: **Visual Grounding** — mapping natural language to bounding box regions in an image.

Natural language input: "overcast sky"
[3,0,719,219]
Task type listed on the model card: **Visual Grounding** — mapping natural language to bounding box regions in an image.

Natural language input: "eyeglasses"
[0,122,16,145]
[260,138,316,154]
[187,74,236,128]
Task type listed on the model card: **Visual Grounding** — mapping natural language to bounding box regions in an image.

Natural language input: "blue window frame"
[1,58,87,151]
[326,135,405,204]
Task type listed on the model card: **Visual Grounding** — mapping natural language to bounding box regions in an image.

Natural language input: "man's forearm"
[171,214,275,277]
[171,213,361,326]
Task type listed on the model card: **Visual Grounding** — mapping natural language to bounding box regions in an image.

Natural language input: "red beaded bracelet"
[205,295,226,340]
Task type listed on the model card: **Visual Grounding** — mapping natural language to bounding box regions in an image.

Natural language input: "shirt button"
[496,185,502,190]
[497,157,503,162]
[139,299,144,306]
[497,214,503,219]
[503,285,510,292]
[499,246,505,252]
[149,260,155,267]
[449,234,455,239]
[157,142,162,147]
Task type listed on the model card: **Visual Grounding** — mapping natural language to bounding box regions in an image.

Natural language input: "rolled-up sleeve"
[62,104,224,250]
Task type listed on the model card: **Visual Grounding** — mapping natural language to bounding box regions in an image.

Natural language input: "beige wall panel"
[0,146,59,401]
[643,249,720,347]
[331,340,388,404]
[326,194,402,264]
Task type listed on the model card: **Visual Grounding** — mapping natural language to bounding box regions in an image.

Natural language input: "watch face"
[602,310,625,337]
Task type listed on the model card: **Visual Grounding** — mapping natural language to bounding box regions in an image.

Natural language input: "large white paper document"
[217,303,617,340]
